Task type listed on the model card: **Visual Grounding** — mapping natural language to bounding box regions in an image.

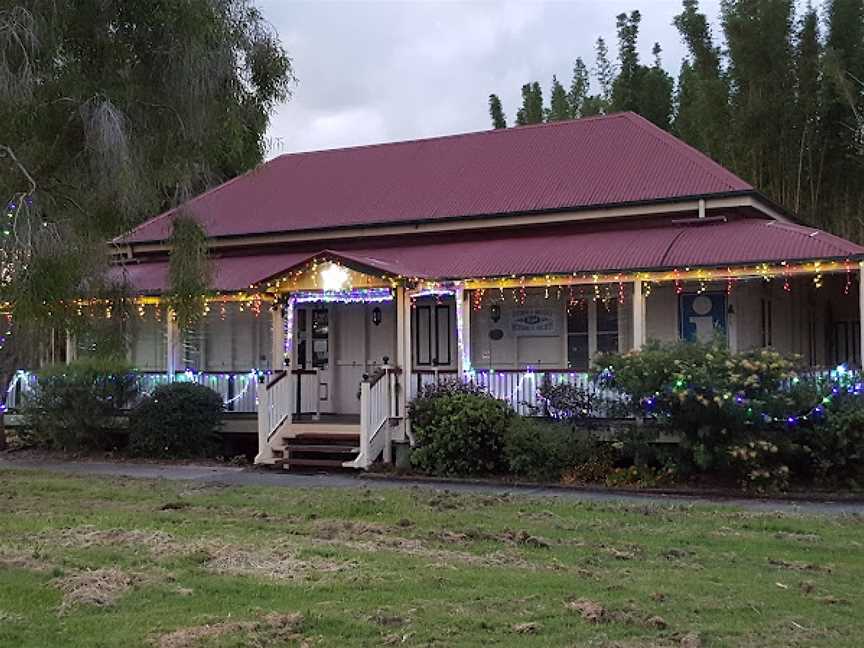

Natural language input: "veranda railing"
[352,365,396,468]
[4,370,259,413]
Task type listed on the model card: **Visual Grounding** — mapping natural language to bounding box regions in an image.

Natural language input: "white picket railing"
[3,370,260,413]
[410,369,623,416]
[255,371,292,464]
[350,366,394,468]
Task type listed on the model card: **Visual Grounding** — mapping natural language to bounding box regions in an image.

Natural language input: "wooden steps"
[275,429,361,470]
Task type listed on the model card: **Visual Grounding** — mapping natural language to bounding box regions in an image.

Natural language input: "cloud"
[259,0,723,157]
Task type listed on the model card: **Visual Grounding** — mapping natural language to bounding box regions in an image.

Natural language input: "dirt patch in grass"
[36,525,184,555]
[565,598,674,632]
[156,611,304,648]
[768,558,833,573]
[430,528,554,549]
[0,547,55,573]
[204,544,355,581]
[308,519,561,570]
[774,531,821,543]
[53,568,134,612]
[321,533,558,571]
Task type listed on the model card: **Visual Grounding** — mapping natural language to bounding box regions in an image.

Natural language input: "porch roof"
[115,217,864,293]
[111,250,315,294]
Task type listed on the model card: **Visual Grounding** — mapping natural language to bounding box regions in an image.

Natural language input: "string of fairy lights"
[630,363,862,429]
[12,255,857,326]
[1,256,861,412]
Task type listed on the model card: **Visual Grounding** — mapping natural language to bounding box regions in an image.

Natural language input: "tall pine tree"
[515,82,544,125]
[488,94,507,129]
[547,75,571,121]
[569,58,591,117]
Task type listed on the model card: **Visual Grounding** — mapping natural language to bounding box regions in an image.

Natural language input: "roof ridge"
[619,112,752,193]
[266,112,631,160]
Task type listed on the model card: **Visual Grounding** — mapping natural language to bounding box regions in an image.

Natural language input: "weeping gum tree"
[0,1,294,442]
[167,215,212,369]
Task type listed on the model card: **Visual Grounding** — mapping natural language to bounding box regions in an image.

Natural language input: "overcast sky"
[259,0,724,157]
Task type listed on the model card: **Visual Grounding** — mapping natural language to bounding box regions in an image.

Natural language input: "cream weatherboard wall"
[468,288,634,370]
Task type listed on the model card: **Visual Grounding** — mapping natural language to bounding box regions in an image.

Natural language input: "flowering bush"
[595,341,805,475]
[727,440,791,492]
[604,464,676,489]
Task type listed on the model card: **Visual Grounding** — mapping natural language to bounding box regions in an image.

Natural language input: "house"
[65,112,864,468]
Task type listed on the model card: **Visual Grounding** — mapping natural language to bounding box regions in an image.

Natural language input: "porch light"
[320,263,349,291]
[371,306,382,326]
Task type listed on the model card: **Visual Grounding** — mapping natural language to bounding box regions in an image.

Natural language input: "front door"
[295,301,397,416]
[295,306,334,414]
[332,302,397,414]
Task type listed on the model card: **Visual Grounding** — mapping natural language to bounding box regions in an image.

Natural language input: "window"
[567,301,618,370]
[414,303,452,366]
[596,301,619,354]
[566,305,589,370]
[311,308,329,368]
[830,321,860,367]
[760,299,773,347]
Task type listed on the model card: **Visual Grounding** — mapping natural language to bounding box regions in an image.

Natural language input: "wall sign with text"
[510,307,560,337]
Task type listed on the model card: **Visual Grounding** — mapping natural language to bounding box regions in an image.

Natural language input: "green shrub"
[532,376,593,421]
[596,340,804,474]
[561,446,617,484]
[409,386,512,476]
[604,464,676,489]
[128,382,223,458]
[22,359,138,450]
[796,395,864,488]
[503,417,597,481]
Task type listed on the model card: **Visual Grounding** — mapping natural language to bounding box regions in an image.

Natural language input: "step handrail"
[356,363,394,468]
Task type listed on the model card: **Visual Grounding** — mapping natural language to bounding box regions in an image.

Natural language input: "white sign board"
[510,307,559,337]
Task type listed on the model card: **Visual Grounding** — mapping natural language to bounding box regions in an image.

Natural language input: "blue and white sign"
[510,307,559,337]
[679,293,726,342]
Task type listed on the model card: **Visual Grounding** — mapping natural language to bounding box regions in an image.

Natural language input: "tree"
[638,44,674,129]
[546,75,571,121]
[820,0,864,237]
[611,11,643,113]
[792,4,823,214]
[568,58,591,118]
[672,0,731,162]
[483,0,864,242]
[488,94,507,129]
[515,82,544,125]
[0,1,293,404]
[722,0,797,203]
[593,37,616,113]
[0,1,294,241]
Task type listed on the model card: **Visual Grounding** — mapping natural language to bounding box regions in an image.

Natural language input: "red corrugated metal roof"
[117,112,753,244]
[328,218,864,278]
[112,251,316,294]
[116,218,864,294]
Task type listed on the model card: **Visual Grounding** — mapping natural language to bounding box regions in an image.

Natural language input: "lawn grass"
[0,469,861,647]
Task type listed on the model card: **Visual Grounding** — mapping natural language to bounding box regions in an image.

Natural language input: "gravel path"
[2,454,862,515]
